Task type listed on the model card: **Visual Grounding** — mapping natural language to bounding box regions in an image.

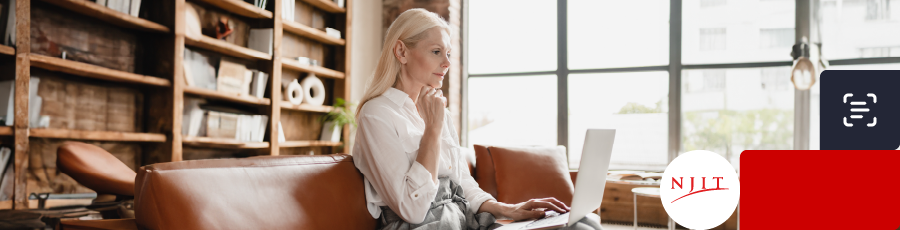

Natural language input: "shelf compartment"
[30,129,167,142]
[0,45,14,56]
[281,57,345,79]
[298,0,346,14]
[190,0,273,19]
[39,0,171,33]
[183,136,269,149]
[30,54,171,87]
[280,103,333,113]
[184,35,272,61]
[279,140,341,148]
[184,86,271,106]
[282,20,345,46]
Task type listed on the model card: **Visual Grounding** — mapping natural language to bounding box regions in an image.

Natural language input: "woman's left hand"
[501,198,571,221]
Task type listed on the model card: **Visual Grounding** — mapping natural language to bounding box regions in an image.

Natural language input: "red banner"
[740,150,900,229]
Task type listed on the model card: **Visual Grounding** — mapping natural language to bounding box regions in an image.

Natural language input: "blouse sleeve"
[353,112,439,224]
[444,109,496,214]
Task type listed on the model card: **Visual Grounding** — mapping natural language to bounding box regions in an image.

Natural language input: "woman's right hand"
[416,86,446,130]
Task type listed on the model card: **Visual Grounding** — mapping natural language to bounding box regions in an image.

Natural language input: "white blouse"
[353,87,495,224]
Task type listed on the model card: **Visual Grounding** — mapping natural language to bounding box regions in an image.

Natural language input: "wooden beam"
[280,103,333,113]
[29,129,167,142]
[298,0,345,14]
[171,0,186,161]
[184,86,271,106]
[191,0,273,19]
[182,136,269,149]
[279,140,341,148]
[282,20,345,46]
[281,57,345,79]
[29,54,171,87]
[38,0,170,33]
[13,0,32,210]
[184,35,272,61]
[269,0,283,156]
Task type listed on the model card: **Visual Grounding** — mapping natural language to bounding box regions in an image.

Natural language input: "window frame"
[461,0,900,163]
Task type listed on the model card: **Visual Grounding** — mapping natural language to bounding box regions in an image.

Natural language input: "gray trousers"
[377,177,602,230]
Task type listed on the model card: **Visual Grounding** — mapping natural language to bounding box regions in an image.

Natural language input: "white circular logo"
[660,150,740,229]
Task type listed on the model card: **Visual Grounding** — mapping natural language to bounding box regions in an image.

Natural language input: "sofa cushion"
[475,145,575,206]
[134,154,376,230]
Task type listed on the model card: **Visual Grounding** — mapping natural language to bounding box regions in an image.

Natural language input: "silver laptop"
[496,129,616,230]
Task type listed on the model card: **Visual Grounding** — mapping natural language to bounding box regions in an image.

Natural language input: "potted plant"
[319,98,356,142]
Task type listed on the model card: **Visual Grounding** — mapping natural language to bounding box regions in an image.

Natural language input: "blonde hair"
[356,8,451,117]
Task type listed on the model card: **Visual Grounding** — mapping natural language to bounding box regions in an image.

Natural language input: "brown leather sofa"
[57,144,579,230]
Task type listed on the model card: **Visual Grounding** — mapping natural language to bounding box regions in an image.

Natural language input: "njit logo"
[669,176,728,203]
[660,150,740,229]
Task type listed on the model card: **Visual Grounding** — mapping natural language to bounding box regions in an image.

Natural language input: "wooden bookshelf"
[2,0,353,210]
[29,54,171,87]
[0,45,14,56]
[191,0,273,19]
[281,57,345,79]
[184,86,271,105]
[39,0,170,33]
[299,0,346,14]
[280,140,341,148]
[183,136,269,149]
[184,35,272,61]
[282,20,345,46]
[30,129,167,142]
[281,103,333,113]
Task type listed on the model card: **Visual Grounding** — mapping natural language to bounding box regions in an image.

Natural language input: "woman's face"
[399,28,451,89]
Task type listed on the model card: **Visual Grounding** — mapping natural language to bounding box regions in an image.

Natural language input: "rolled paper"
[301,74,326,106]
[285,79,303,105]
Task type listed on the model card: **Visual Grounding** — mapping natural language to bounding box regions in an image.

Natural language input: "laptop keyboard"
[523,211,566,229]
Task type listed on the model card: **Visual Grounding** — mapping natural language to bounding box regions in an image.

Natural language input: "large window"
[464,0,900,170]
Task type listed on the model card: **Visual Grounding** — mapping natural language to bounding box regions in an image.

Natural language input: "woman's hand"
[416,86,446,130]
[502,198,571,221]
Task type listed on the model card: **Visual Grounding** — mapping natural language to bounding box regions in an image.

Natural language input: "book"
[129,0,141,17]
[106,0,130,14]
[249,71,268,99]
[4,0,15,46]
[182,98,206,136]
[0,80,13,126]
[248,28,273,56]
[216,58,248,95]
[0,147,12,201]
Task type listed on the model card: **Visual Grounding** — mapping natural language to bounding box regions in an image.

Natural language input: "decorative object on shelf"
[248,28,274,56]
[324,27,341,39]
[4,0,16,46]
[300,74,325,106]
[184,48,218,90]
[278,121,286,142]
[285,79,303,105]
[334,0,345,8]
[215,16,233,40]
[295,57,311,66]
[319,98,355,142]
[184,3,202,39]
[216,58,249,95]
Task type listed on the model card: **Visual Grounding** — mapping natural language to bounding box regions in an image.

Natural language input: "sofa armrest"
[57,219,138,230]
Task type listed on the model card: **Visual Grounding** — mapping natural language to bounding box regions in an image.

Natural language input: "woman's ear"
[394,40,408,64]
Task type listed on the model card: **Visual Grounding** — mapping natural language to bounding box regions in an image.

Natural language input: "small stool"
[631,187,673,230]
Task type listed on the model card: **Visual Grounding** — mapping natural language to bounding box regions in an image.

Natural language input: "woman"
[353,9,601,230]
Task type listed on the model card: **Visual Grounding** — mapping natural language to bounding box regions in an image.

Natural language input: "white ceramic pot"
[320,121,341,142]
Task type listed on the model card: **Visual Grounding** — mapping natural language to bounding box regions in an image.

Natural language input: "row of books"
[95,0,142,17]
[184,48,269,99]
[183,98,268,142]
